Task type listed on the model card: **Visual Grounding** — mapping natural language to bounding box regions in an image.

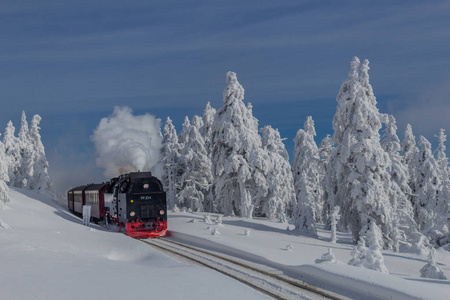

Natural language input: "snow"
[1,188,449,299]
[0,189,269,300]
[168,211,450,300]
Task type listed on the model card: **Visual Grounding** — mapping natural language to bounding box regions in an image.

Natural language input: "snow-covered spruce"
[420,248,447,280]
[325,57,396,249]
[177,118,212,212]
[3,121,20,187]
[28,115,52,191]
[0,136,9,207]
[211,72,267,218]
[160,117,181,209]
[260,125,295,221]
[292,116,322,237]
[348,221,389,273]
[381,114,427,253]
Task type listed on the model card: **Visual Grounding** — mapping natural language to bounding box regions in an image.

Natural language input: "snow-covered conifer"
[28,115,52,191]
[414,136,440,232]
[420,248,447,279]
[292,116,322,231]
[191,115,203,131]
[160,117,181,209]
[260,125,295,220]
[330,206,341,243]
[294,171,318,237]
[199,102,217,211]
[177,121,213,212]
[178,116,191,146]
[0,136,10,207]
[325,58,395,248]
[401,124,419,198]
[211,72,267,218]
[349,221,389,273]
[3,121,20,186]
[319,134,334,227]
[16,111,34,188]
[381,114,425,252]
[435,129,450,222]
[200,102,216,157]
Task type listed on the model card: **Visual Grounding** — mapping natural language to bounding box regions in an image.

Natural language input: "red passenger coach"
[84,183,109,221]
[71,184,92,216]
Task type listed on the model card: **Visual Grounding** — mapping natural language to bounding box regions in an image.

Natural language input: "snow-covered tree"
[177,121,213,212]
[200,102,216,156]
[191,115,203,132]
[435,129,450,220]
[401,124,419,200]
[420,248,447,279]
[319,134,334,228]
[178,116,191,146]
[199,102,217,212]
[294,171,318,237]
[330,206,341,243]
[381,114,425,253]
[292,116,322,236]
[260,125,295,221]
[0,136,10,207]
[325,57,395,248]
[3,121,20,186]
[15,111,34,188]
[414,136,440,232]
[160,117,181,209]
[211,72,267,218]
[28,115,52,191]
[292,116,323,222]
[348,221,389,273]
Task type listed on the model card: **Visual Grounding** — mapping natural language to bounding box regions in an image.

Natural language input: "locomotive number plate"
[140,195,152,200]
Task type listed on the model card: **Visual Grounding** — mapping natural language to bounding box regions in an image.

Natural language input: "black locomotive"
[68,172,167,238]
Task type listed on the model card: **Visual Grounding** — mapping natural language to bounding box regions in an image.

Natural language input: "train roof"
[84,183,109,191]
[68,184,93,193]
[129,171,153,179]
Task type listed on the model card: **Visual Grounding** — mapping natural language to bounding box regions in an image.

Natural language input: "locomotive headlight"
[130,211,136,217]
[159,210,165,215]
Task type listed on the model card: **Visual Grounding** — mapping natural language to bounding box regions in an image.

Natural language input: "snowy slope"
[167,211,450,300]
[0,189,269,300]
[1,189,449,300]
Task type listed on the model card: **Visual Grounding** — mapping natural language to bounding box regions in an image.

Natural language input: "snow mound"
[0,218,11,229]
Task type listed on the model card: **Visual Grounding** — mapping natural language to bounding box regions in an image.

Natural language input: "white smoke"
[92,106,162,178]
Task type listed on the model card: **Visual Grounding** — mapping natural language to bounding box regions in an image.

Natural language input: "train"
[68,171,167,238]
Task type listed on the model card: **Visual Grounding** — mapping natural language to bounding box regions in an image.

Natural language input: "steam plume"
[92,106,162,178]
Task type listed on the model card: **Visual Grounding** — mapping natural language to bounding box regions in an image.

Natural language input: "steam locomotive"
[68,172,167,238]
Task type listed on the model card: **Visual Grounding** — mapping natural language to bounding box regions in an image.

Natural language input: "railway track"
[141,238,347,300]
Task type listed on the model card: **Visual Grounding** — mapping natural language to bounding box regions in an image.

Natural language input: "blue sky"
[1,1,450,193]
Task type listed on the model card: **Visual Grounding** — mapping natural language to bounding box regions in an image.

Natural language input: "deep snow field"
[0,188,449,299]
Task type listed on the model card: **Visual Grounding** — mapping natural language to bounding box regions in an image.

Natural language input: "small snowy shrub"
[188,218,197,223]
[348,233,389,274]
[215,215,222,225]
[172,204,180,212]
[211,228,220,236]
[244,229,251,236]
[315,248,336,264]
[420,248,447,280]
[203,214,211,223]
[286,244,293,251]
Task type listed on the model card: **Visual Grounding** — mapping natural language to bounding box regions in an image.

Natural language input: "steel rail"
[141,238,346,300]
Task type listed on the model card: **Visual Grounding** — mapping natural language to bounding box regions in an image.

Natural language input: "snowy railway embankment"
[167,211,450,300]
